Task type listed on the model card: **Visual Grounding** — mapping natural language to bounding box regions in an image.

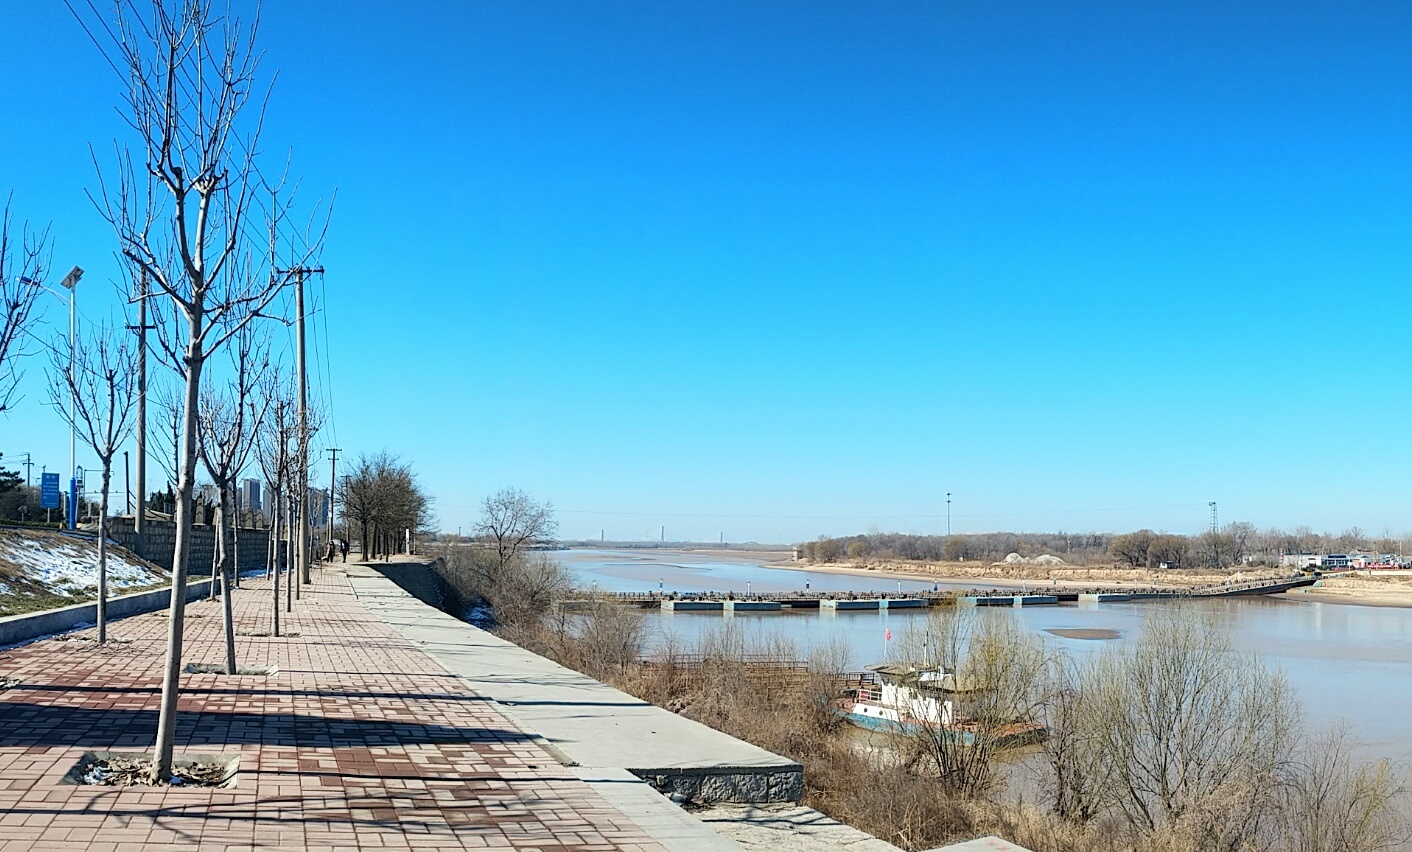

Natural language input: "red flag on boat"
[885,629,892,641]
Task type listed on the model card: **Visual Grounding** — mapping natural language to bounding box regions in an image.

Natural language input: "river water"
[558,548,1412,766]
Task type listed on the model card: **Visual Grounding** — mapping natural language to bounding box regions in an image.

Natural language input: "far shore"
[1283,573,1412,609]
[773,558,1412,610]
[770,557,1273,591]
[552,547,1412,610]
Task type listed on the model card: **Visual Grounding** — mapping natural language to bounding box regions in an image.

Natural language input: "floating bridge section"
[574,574,1319,613]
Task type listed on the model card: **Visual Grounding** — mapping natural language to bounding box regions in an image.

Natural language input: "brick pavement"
[0,567,668,851]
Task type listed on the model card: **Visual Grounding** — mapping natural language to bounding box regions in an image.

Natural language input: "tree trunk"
[231,488,241,589]
[97,463,111,645]
[270,492,280,636]
[208,523,219,601]
[285,493,294,612]
[152,333,204,784]
[217,491,237,675]
[293,491,303,598]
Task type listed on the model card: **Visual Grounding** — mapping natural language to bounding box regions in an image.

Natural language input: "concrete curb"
[0,579,214,647]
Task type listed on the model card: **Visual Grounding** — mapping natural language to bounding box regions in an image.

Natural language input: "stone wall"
[108,517,287,574]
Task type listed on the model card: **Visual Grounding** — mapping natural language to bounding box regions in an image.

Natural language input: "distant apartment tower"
[240,478,262,514]
[307,487,330,529]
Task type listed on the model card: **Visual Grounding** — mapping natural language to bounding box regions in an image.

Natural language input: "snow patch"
[0,534,166,597]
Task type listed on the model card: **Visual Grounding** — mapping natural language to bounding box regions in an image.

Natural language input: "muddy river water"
[558,548,1412,766]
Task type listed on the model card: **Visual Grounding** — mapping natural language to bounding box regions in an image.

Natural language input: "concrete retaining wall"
[349,566,804,804]
[108,517,287,574]
[371,562,447,610]
[0,579,214,647]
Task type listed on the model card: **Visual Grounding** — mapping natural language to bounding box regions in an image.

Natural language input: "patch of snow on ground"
[0,535,166,596]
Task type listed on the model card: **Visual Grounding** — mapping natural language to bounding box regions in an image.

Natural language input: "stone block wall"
[108,517,286,574]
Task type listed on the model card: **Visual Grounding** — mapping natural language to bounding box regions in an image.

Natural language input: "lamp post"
[946,492,951,538]
[60,267,82,529]
[28,267,83,529]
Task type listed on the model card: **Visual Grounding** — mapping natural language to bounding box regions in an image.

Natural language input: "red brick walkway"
[0,567,666,851]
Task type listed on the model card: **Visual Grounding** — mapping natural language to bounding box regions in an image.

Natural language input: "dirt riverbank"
[784,557,1287,590]
[1284,571,1412,609]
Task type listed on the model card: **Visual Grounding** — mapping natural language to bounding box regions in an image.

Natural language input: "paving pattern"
[0,566,666,851]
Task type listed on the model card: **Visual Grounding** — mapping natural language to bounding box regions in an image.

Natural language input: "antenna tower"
[1209,501,1219,568]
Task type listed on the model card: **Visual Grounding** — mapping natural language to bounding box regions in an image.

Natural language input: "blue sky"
[2,1,1411,542]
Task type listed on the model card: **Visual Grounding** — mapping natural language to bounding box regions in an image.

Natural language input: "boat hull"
[837,708,1046,748]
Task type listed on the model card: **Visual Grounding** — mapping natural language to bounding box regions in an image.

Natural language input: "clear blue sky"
[2,1,1411,543]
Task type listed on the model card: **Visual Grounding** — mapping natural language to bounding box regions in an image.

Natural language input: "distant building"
[1280,553,1321,570]
[307,487,330,529]
[1321,554,1350,569]
[240,478,262,514]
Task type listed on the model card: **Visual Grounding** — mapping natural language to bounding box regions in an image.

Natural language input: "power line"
[431,501,1211,521]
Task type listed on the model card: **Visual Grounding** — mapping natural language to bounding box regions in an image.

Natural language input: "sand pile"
[994,552,1066,566]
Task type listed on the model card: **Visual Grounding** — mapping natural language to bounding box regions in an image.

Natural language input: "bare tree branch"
[0,197,51,414]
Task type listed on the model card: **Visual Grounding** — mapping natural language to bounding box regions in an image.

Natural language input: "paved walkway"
[0,567,666,851]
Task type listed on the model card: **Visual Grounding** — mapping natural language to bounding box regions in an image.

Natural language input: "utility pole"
[327,447,340,559]
[18,453,32,487]
[127,271,154,557]
[278,265,324,593]
[1209,501,1220,568]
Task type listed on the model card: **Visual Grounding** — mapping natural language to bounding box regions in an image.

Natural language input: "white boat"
[837,663,1045,746]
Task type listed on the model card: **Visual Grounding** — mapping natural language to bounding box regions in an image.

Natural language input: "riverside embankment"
[0,556,980,851]
[351,560,950,851]
[0,566,684,850]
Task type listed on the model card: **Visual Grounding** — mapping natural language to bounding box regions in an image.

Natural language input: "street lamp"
[946,492,952,538]
[25,267,82,530]
[59,267,82,529]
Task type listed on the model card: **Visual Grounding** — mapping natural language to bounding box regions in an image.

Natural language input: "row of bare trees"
[338,452,432,560]
[58,0,329,784]
[803,522,1412,570]
[0,0,342,785]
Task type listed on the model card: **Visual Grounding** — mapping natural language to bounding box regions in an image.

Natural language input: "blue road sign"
[40,472,60,509]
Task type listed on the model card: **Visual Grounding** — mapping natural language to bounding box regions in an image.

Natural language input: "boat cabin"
[862,663,981,726]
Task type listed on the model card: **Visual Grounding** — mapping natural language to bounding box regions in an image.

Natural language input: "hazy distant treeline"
[799,524,1410,568]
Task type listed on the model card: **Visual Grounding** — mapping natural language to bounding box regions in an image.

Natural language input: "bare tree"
[46,319,137,643]
[1040,653,1115,824]
[147,376,182,510]
[475,487,557,584]
[0,198,48,414]
[254,365,295,633]
[1044,607,1298,847]
[79,0,328,783]
[197,328,269,672]
[894,609,1049,797]
[340,451,431,561]
[1277,725,1410,852]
